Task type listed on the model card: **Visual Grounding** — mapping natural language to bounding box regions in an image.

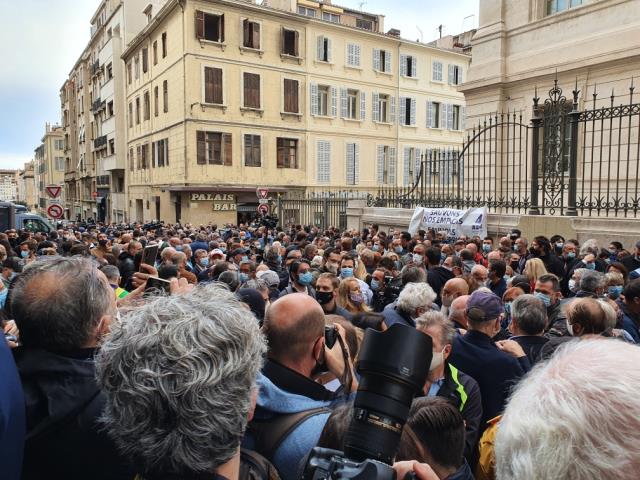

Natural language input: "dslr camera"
[302,324,433,480]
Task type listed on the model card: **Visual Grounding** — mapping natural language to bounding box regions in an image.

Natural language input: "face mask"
[239,273,249,283]
[200,258,209,267]
[482,244,491,253]
[20,251,29,259]
[555,242,564,250]
[349,292,364,305]
[98,239,108,246]
[371,245,379,252]
[241,255,249,263]
[608,286,623,298]
[413,254,423,264]
[529,247,538,256]
[394,261,403,271]
[316,290,334,305]
[429,347,446,372]
[443,266,453,272]
[504,302,512,316]
[298,272,313,286]
[512,245,519,251]
[585,262,596,270]
[440,253,447,261]
[341,267,354,278]
[510,261,520,271]
[567,252,576,260]
[0,288,7,309]
[395,246,403,254]
[370,279,380,291]
[9,272,17,281]
[534,291,552,307]
[569,279,578,293]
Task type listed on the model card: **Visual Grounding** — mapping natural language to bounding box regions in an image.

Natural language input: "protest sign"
[408,206,487,239]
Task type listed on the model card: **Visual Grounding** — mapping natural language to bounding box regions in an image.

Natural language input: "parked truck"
[0,202,54,233]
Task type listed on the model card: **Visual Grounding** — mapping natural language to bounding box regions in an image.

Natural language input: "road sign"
[256,187,269,199]
[47,204,64,219]
[46,185,62,198]
[257,204,270,215]
[258,198,269,205]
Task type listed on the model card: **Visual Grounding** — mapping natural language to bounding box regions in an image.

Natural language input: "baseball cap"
[256,269,280,288]
[210,249,225,257]
[466,290,504,322]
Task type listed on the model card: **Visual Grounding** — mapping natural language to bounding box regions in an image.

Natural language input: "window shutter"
[359,91,366,121]
[331,86,337,117]
[427,101,433,128]
[347,44,354,66]
[354,143,360,184]
[432,61,438,81]
[346,143,355,185]
[243,19,250,47]
[253,22,261,49]
[372,92,379,122]
[354,44,361,66]
[373,49,381,71]
[197,131,206,165]
[410,98,416,126]
[294,31,299,57]
[340,88,348,118]
[220,14,225,42]
[152,141,156,167]
[317,36,324,61]
[458,67,463,85]
[280,27,285,55]
[400,55,407,77]
[165,138,169,166]
[411,56,417,78]
[223,133,232,165]
[384,51,391,74]
[448,64,454,85]
[326,38,332,62]
[388,147,397,185]
[461,106,466,131]
[403,147,411,186]
[390,95,396,124]
[399,97,406,126]
[440,103,447,130]
[376,145,384,184]
[447,104,454,129]
[310,83,318,116]
[317,140,330,183]
[415,148,422,181]
[195,11,204,39]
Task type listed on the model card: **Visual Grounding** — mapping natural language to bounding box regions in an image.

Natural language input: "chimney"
[387,28,401,38]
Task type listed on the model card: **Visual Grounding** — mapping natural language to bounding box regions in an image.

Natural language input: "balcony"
[94,135,108,150]
[101,153,125,171]
[91,61,101,76]
[91,98,105,113]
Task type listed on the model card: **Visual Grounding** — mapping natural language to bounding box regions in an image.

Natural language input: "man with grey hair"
[496,338,640,480]
[509,294,549,364]
[96,285,267,479]
[10,256,132,480]
[383,282,437,328]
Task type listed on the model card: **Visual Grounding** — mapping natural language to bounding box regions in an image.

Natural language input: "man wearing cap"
[448,290,531,427]
[256,270,282,302]
[231,247,250,267]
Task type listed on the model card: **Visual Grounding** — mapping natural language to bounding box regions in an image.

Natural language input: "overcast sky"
[0,0,478,170]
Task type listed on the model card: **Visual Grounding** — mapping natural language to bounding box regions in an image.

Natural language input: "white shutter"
[317,36,324,61]
[340,88,348,118]
[400,54,407,77]
[317,140,322,182]
[372,92,380,122]
[354,143,360,184]
[415,148,422,181]
[427,101,434,128]
[432,61,437,81]
[354,44,361,67]
[347,44,354,66]
[310,83,318,116]
[384,51,391,74]
[376,145,385,183]
[440,103,447,129]
[459,67,464,85]
[403,147,411,186]
[448,64,454,85]
[399,97,406,126]
[410,98,416,126]
[411,56,417,78]
[360,91,366,121]
[390,95,396,124]
[388,147,397,185]
[447,104,454,129]
[373,49,381,71]
[330,86,337,117]
[327,38,332,62]
[317,140,330,183]
[461,106,466,131]
[346,143,355,185]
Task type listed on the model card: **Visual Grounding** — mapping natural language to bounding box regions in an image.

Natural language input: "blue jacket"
[383,302,415,328]
[0,340,25,480]
[449,330,530,425]
[618,300,640,343]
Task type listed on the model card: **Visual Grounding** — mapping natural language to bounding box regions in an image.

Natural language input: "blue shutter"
[427,101,433,128]
[317,36,324,61]
[399,97,406,126]
[354,143,360,184]
[390,95,396,124]
[411,56,417,78]
[373,49,381,71]
[415,148,422,182]
[384,51,391,74]
[448,64,454,85]
[400,54,407,76]
[346,143,355,185]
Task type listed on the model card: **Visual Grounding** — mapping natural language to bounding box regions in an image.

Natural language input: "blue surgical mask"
[20,250,29,259]
[534,291,552,307]
[504,302,512,316]
[608,286,623,298]
[341,267,354,278]
[241,255,249,263]
[0,288,7,309]
[298,271,313,286]
[482,244,491,253]
[567,252,576,260]
[441,253,447,261]
[413,254,423,264]
[239,273,249,283]
[395,246,403,254]
[200,258,209,267]
[372,245,379,252]
[585,262,596,270]
[556,242,564,250]
[277,255,283,263]
[370,279,380,291]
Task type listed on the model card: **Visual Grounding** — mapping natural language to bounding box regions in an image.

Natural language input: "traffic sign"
[258,198,269,205]
[257,204,270,215]
[47,204,64,219]
[256,187,269,199]
[46,185,62,198]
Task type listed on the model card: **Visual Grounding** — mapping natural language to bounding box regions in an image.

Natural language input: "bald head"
[471,265,488,283]
[442,278,470,307]
[263,293,325,367]
[487,250,503,262]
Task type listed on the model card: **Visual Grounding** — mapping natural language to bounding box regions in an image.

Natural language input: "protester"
[508,294,549,364]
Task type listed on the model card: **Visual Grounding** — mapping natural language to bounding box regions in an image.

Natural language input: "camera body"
[303,448,395,480]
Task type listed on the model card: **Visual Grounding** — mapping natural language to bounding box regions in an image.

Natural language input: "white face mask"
[569,279,578,293]
[429,347,446,371]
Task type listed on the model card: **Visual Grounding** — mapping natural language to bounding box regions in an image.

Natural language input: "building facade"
[122,0,470,224]
[0,170,19,203]
[33,124,66,215]
[17,162,37,211]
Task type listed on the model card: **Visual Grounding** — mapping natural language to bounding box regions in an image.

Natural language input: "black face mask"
[529,247,538,256]
[510,261,520,271]
[98,239,108,246]
[316,291,334,306]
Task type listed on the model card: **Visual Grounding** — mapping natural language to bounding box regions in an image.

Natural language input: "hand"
[393,461,440,480]
[3,320,19,337]
[324,323,357,393]
[170,277,194,296]
[496,339,526,358]
[132,264,159,289]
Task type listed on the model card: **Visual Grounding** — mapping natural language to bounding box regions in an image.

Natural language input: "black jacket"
[16,348,133,480]
[427,266,454,306]
[512,335,549,365]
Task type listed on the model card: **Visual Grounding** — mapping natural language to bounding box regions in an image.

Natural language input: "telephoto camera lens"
[343,324,433,465]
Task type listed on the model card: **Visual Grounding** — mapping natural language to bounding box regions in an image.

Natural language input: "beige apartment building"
[33,123,66,216]
[122,0,470,224]
[18,162,37,211]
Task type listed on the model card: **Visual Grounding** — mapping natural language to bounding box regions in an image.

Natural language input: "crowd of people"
[1,220,640,480]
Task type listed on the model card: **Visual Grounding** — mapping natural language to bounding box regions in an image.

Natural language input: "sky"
[0,0,478,171]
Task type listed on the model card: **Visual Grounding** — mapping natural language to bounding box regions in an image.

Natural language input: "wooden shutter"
[447,104,454,129]
[165,138,169,166]
[458,67,463,85]
[372,92,379,122]
[326,38,332,62]
[376,145,384,184]
[223,133,232,166]
[410,98,416,126]
[195,11,204,39]
[253,22,261,49]
[212,68,222,104]
[197,131,206,165]
[340,88,348,118]
[389,147,397,185]
[280,28,285,55]
[284,79,298,113]
[243,19,250,47]
[400,54,407,76]
[317,36,324,61]
[354,44,361,66]
[432,61,438,81]
[440,103,447,129]
[310,83,318,116]
[373,49,381,71]
[277,138,284,168]
[359,91,366,121]
[151,141,156,168]
[220,14,225,42]
[354,143,360,184]
[154,86,159,116]
[347,44,353,66]
[244,73,260,109]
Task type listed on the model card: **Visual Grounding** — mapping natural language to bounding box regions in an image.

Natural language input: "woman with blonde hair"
[337,277,370,314]
[523,258,547,291]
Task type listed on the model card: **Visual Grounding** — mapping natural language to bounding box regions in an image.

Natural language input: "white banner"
[408,207,487,239]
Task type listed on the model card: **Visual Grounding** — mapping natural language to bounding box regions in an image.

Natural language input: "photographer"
[248,293,356,480]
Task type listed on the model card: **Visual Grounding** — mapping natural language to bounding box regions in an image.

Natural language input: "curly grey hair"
[95,284,267,476]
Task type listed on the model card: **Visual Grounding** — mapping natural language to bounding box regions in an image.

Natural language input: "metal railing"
[277,191,367,230]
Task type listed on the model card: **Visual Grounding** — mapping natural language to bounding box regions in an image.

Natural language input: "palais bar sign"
[190,193,237,212]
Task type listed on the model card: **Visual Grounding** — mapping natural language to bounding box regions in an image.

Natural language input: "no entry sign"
[257,204,270,215]
[47,204,64,219]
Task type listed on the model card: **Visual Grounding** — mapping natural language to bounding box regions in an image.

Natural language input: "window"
[401,55,417,78]
[283,79,299,114]
[242,19,261,50]
[277,138,298,168]
[281,28,299,57]
[163,80,168,113]
[127,62,132,84]
[298,6,316,17]
[204,67,223,104]
[318,85,329,116]
[452,105,461,130]
[373,93,394,123]
[346,43,361,67]
[134,54,140,79]
[400,97,416,126]
[128,102,133,127]
[107,101,114,117]
[244,134,261,167]
[135,97,140,124]
[377,145,397,185]
[323,12,340,23]
[547,0,582,15]
[432,61,443,81]
[154,86,159,116]
[107,63,113,80]
[162,32,167,57]
[340,89,365,121]
[141,143,149,169]
[346,143,359,185]
[155,139,169,167]
[243,72,261,109]
[54,139,64,150]
[128,147,134,171]
[136,146,141,169]
[195,11,224,43]
[427,101,441,128]
[109,139,115,156]
[153,41,158,65]
[347,90,358,119]
[317,140,330,183]
[448,65,463,85]
[197,131,232,165]
[143,91,150,120]
[356,18,373,30]
[317,36,332,62]
[55,157,65,171]
[403,147,422,186]
[142,48,148,73]
[373,49,391,73]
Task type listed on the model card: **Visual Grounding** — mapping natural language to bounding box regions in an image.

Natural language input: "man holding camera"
[248,293,357,480]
